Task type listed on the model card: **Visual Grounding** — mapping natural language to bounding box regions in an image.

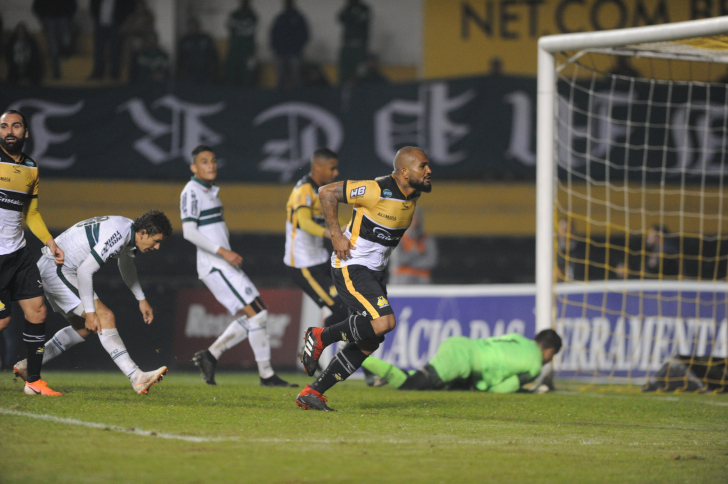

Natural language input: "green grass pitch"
[1,370,726,483]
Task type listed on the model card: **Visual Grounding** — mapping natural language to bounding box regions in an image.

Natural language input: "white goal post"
[535,16,728,336]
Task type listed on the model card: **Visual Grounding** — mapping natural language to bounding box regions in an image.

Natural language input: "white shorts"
[38,257,98,319]
[202,265,260,316]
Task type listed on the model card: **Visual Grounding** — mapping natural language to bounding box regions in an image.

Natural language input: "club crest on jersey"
[382,189,392,198]
[377,296,389,308]
[350,186,366,198]
[0,300,5,310]
[26,177,34,187]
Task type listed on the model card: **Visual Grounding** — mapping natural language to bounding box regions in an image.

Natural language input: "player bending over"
[296,146,432,411]
[13,211,173,395]
[183,145,295,387]
[363,330,562,393]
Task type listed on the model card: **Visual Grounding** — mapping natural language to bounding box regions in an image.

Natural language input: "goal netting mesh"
[546,28,728,391]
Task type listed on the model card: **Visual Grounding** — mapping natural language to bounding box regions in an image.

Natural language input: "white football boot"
[132,366,168,395]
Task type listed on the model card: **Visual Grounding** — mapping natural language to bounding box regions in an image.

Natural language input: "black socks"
[321,314,377,346]
[24,320,46,383]
[311,343,368,394]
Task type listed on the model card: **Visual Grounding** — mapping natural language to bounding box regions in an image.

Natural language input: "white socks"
[43,326,86,363]
[247,310,274,378]
[98,328,139,379]
[208,312,274,379]
[209,316,249,360]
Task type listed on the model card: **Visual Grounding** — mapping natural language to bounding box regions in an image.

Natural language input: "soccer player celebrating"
[13,211,172,394]
[284,148,348,328]
[0,109,64,396]
[362,330,562,393]
[297,146,432,411]
[183,145,296,387]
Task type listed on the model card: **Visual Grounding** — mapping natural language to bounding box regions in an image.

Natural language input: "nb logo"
[350,186,366,198]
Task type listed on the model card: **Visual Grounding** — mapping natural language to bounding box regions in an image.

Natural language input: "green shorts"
[428,337,475,385]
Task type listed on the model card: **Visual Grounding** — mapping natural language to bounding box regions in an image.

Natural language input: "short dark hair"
[311,147,338,161]
[1,109,28,129]
[535,329,562,353]
[191,145,215,164]
[134,210,173,238]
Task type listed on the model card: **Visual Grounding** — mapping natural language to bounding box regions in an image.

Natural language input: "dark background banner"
[1,76,723,182]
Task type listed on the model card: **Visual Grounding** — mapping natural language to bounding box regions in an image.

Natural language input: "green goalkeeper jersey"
[429,334,544,393]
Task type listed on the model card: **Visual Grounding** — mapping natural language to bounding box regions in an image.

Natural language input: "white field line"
[0,408,239,443]
[2,406,725,447]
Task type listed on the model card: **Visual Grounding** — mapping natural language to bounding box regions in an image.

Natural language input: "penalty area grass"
[0,371,726,483]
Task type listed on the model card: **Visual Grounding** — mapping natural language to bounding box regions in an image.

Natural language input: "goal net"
[536,18,728,391]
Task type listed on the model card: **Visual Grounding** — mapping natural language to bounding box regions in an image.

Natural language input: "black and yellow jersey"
[333,175,419,271]
[284,175,329,268]
[0,149,41,254]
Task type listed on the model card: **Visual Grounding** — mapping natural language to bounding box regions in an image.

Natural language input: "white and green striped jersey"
[180,176,232,278]
[42,215,137,272]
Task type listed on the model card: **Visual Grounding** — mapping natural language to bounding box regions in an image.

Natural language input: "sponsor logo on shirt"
[100,231,123,257]
[377,212,396,221]
[377,296,389,308]
[0,191,23,207]
[350,186,366,198]
[0,177,10,182]
[382,189,392,198]
[373,227,395,241]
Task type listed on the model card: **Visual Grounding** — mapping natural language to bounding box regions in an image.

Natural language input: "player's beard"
[0,133,26,155]
[410,176,432,193]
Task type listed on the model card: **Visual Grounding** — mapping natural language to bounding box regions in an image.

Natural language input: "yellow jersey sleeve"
[292,184,316,211]
[344,180,381,208]
[24,198,53,244]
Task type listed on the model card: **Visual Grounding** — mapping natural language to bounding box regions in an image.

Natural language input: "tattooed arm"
[319,181,353,261]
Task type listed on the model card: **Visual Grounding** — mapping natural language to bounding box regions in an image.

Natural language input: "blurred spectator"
[388,208,438,285]
[33,0,76,80]
[356,54,387,84]
[337,0,370,85]
[121,0,155,55]
[129,32,169,84]
[90,0,134,80]
[6,23,43,85]
[302,61,330,87]
[615,224,679,279]
[609,56,640,78]
[178,18,219,84]
[270,0,309,89]
[225,0,258,87]
[556,218,585,281]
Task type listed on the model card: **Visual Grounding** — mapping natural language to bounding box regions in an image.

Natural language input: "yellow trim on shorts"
[301,267,335,306]
[342,266,379,318]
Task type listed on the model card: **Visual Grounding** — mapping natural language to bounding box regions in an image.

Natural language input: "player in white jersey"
[182,145,296,387]
[13,211,174,395]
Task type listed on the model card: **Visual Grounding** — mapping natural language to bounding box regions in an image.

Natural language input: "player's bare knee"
[371,314,396,335]
[25,304,46,324]
[0,317,10,331]
[97,307,116,328]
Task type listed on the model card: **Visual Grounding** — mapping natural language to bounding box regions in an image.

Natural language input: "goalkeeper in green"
[362,329,562,393]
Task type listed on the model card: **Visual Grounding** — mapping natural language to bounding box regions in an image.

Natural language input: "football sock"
[311,343,368,394]
[209,316,249,360]
[247,311,274,378]
[361,356,408,389]
[98,328,139,379]
[321,314,377,346]
[398,370,435,390]
[43,326,85,363]
[23,320,46,383]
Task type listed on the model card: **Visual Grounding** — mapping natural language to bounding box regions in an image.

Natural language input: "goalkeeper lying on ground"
[362,330,561,393]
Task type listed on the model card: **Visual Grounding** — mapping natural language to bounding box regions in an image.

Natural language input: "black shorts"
[0,246,44,319]
[332,264,393,320]
[286,262,341,309]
